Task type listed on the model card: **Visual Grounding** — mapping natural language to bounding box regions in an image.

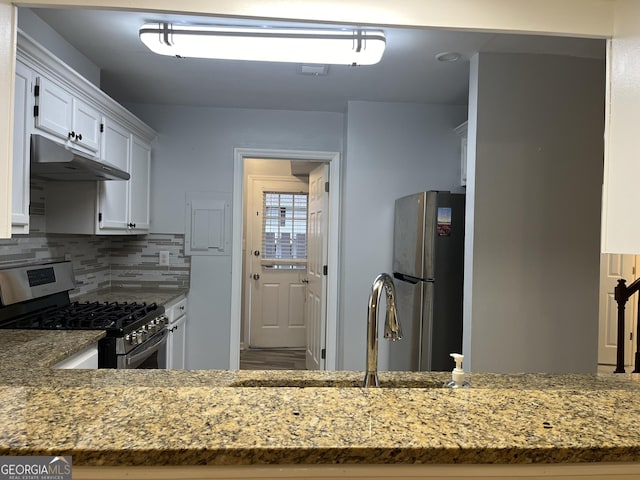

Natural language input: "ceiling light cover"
[139,23,386,65]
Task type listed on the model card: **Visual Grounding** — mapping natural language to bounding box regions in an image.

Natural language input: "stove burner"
[1,301,161,334]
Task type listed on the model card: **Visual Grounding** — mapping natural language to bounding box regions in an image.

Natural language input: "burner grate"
[1,301,160,333]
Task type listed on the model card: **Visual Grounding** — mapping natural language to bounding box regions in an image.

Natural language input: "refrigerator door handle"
[393,272,435,284]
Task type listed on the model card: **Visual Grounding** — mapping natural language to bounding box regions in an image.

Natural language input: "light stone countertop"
[71,287,188,306]
[1,329,640,466]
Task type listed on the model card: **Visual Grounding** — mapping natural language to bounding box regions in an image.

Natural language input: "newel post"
[614,278,628,373]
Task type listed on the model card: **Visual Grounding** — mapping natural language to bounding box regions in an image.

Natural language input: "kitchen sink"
[228,378,444,388]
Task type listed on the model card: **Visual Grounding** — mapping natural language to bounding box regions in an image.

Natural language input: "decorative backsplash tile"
[0,232,190,296]
[109,234,190,290]
[0,181,190,296]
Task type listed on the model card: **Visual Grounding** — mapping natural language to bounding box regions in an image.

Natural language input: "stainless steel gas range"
[0,261,168,369]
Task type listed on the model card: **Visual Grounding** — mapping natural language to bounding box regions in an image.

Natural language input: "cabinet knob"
[252,273,260,280]
[77,133,83,141]
[68,131,76,139]
[128,223,137,228]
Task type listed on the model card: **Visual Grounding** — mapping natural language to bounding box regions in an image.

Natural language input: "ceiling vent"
[298,64,330,76]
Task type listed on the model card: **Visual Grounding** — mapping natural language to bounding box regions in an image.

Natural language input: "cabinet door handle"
[128,223,137,228]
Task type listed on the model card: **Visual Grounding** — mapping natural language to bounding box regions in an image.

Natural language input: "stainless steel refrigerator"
[391,191,465,371]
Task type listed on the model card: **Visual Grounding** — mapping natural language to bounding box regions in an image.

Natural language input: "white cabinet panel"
[12,62,32,234]
[34,76,102,157]
[46,120,152,235]
[98,117,130,231]
[163,297,188,370]
[168,315,187,370]
[129,135,151,231]
[53,344,99,369]
[455,121,468,187]
[73,99,101,154]
[35,76,73,141]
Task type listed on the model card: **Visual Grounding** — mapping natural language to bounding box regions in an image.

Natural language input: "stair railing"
[614,278,640,373]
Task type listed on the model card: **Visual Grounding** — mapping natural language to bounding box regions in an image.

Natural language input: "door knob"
[252,274,260,280]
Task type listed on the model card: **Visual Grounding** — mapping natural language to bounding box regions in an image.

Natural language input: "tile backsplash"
[0,183,190,296]
[0,232,190,296]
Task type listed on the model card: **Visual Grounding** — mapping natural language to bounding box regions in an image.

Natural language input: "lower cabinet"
[166,315,187,369]
[160,296,188,369]
[53,344,99,369]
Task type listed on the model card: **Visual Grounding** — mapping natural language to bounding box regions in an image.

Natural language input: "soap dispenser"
[446,353,470,388]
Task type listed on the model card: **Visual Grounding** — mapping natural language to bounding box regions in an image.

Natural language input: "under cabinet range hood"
[30,134,130,181]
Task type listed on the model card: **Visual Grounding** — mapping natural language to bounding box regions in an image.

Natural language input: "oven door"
[117,328,168,369]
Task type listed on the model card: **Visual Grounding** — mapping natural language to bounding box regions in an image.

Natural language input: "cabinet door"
[170,316,187,369]
[34,76,73,141]
[12,62,32,233]
[98,118,130,231]
[72,98,101,154]
[454,121,468,187]
[128,136,151,231]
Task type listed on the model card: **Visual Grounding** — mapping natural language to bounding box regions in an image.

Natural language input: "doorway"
[230,148,340,370]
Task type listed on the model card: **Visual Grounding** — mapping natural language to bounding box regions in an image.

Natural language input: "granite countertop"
[72,287,188,306]
[1,329,640,466]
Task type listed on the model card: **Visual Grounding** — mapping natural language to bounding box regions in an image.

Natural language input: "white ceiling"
[29,7,605,113]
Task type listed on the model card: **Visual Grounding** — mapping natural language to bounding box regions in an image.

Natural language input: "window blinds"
[262,192,308,260]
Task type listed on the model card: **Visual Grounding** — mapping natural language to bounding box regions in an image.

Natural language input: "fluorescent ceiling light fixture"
[139,23,386,65]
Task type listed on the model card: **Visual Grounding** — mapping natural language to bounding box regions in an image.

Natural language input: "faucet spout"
[364,273,402,387]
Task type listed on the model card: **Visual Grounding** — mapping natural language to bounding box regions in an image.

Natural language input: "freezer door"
[393,192,435,280]
[389,276,432,371]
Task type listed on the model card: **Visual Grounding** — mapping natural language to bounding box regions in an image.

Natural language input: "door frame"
[230,148,341,370]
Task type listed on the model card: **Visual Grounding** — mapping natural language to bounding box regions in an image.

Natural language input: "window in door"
[262,192,308,269]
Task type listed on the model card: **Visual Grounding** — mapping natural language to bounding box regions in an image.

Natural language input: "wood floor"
[240,348,306,370]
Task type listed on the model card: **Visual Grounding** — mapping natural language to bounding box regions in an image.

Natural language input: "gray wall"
[18,8,101,87]
[128,102,465,370]
[464,53,605,373]
[127,104,344,369]
[340,101,466,370]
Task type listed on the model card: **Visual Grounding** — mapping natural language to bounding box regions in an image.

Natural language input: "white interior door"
[306,164,329,370]
[248,178,308,348]
[598,254,636,367]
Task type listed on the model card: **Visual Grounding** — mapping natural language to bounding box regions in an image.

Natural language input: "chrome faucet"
[364,273,403,387]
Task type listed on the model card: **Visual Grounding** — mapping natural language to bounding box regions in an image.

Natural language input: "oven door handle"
[125,328,168,368]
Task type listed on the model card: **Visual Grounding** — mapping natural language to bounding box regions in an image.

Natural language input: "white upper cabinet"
[97,117,131,231]
[34,76,73,141]
[97,119,151,234]
[34,76,102,156]
[454,121,468,187]
[11,61,33,234]
[15,31,156,236]
[128,135,151,231]
[72,98,102,154]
